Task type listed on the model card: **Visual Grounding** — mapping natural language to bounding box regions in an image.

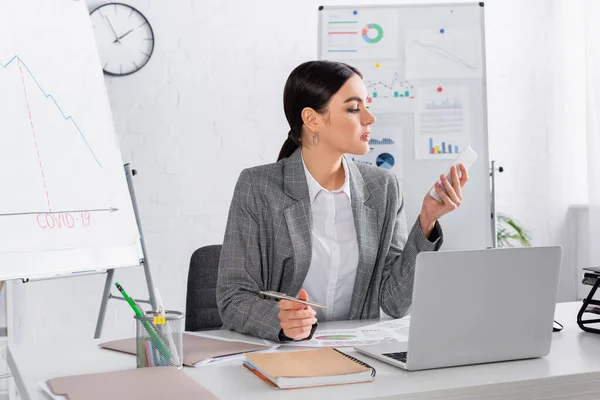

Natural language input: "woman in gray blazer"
[217,61,468,342]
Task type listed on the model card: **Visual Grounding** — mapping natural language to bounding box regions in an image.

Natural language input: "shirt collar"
[301,151,352,204]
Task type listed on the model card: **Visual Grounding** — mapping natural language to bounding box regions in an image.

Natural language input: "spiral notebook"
[243,347,376,389]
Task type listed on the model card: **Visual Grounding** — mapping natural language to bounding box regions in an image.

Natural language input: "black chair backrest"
[185,244,223,331]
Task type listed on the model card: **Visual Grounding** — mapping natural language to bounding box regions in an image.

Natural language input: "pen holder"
[134,310,184,369]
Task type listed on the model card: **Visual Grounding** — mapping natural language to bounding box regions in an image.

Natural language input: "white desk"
[8,302,600,400]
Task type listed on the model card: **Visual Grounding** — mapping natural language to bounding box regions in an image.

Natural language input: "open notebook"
[100,333,273,366]
[244,347,376,389]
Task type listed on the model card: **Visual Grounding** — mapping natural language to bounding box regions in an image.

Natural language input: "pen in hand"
[277,289,318,341]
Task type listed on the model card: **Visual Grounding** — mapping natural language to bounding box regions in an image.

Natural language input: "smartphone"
[259,291,327,309]
[429,146,478,201]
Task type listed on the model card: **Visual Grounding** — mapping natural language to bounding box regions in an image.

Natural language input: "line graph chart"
[2,55,102,167]
[362,64,416,112]
[0,55,111,216]
[0,0,141,280]
[409,40,477,71]
[405,29,482,79]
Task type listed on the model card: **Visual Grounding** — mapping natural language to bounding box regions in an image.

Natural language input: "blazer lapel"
[347,158,380,318]
[282,149,313,292]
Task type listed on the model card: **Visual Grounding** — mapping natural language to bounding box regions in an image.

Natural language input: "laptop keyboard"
[383,351,407,363]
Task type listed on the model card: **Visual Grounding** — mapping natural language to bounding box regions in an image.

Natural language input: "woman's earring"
[312,133,319,146]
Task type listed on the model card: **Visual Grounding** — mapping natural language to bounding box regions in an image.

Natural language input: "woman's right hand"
[278,289,317,340]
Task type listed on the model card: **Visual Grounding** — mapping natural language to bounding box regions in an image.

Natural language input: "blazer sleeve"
[216,169,282,341]
[380,175,443,318]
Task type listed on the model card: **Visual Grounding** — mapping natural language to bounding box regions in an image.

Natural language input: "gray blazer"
[216,148,443,341]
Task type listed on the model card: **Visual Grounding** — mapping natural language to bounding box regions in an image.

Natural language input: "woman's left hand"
[419,164,469,236]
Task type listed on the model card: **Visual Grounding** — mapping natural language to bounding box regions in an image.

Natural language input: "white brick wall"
[7,0,588,343]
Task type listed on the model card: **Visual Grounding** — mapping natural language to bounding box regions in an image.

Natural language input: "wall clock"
[89,3,155,76]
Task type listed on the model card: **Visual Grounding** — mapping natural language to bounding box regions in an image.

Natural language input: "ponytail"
[277,130,301,161]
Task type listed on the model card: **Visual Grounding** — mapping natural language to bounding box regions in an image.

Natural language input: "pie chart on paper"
[362,23,384,44]
[376,153,395,170]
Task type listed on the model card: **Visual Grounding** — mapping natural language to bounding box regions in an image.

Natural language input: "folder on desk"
[244,347,376,389]
[45,366,217,400]
[100,333,272,366]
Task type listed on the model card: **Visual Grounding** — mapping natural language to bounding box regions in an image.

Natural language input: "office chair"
[185,244,223,331]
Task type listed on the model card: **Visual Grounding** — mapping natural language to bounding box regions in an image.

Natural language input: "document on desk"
[187,331,279,365]
[284,317,411,348]
[99,333,277,367]
[361,316,411,338]
[284,324,408,348]
[189,330,277,347]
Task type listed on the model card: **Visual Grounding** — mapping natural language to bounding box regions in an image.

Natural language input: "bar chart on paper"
[369,138,395,145]
[0,0,141,279]
[415,86,471,160]
[429,138,459,155]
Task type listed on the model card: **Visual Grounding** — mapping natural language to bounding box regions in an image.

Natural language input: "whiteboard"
[0,0,141,279]
[318,2,491,250]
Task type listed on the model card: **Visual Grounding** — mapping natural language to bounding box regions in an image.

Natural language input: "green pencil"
[115,282,172,361]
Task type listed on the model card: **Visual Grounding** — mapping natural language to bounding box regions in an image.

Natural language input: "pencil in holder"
[134,310,184,369]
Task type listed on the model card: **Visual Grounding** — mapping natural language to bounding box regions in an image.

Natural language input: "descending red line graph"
[17,58,53,211]
[0,55,116,217]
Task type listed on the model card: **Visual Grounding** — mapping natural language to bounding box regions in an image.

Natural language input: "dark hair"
[277,60,362,161]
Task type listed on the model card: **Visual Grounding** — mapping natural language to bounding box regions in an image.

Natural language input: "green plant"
[496,213,532,247]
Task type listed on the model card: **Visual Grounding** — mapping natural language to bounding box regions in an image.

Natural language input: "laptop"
[355,246,562,371]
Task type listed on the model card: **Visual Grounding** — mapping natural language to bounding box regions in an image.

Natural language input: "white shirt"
[301,153,360,322]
